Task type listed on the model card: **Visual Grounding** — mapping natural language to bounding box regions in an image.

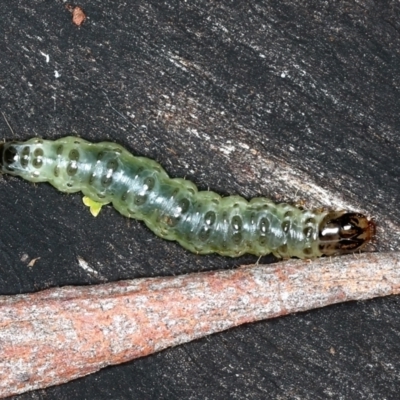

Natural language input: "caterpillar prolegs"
[0,137,375,258]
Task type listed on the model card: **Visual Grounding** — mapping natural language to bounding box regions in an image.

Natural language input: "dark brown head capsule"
[318,211,376,256]
[0,142,18,172]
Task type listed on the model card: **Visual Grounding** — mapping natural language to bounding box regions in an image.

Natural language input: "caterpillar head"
[318,211,376,256]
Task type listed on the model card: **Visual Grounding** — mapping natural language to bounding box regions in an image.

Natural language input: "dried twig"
[1,252,399,398]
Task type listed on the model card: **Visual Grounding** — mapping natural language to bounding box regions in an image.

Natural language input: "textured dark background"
[1,0,400,398]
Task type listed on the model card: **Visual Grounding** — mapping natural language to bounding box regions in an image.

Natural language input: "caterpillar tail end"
[318,211,376,256]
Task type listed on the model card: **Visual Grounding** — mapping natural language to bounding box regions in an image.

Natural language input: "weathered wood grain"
[1,252,399,398]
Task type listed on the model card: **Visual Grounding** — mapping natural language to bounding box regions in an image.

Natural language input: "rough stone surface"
[0,0,399,399]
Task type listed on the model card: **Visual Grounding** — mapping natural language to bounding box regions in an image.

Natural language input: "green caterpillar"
[0,137,375,258]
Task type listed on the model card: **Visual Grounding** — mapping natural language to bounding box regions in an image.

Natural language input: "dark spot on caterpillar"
[259,236,267,246]
[199,227,211,241]
[231,215,242,231]
[32,148,44,168]
[204,211,216,226]
[33,148,43,157]
[187,188,195,195]
[97,151,105,161]
[303,247,313,256]
[89,173,96,185]
[134,194,147,206]
[21,146,30,167]
[144,176,155,191]
[69,149,79,161]
[165,215,179,227]
[281,220,291,233]
[101,174,112,187]
[284,210,294,218]
[279,244,288,254]
[54,165,60,177]
[232,232,242,245]
[259,217,269,234]
[56,145,63,155]
[306,217,316,225]
[178,198,190,214]
[121,191,129,202]
[303,226,314,239]
[67,162,78,176]
[107,160,118,171]
[212,198,219,205]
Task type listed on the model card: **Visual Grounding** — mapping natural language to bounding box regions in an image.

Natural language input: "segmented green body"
[0,137,374,258]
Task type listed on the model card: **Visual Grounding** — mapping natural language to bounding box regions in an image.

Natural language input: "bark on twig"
[1,252,399,398]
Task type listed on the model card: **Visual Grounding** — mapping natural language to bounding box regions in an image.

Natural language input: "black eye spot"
[67,162,78,176]
[204,211,216,226]
[306,217,316,225]
[134,194,147,206]
[144,176,155,191]
[231,215,242,231]
[56,145,63,155]
[69,149,79,161]
[284,210,293,218]
[3,145,17,165]
[178,198,190,214]
[259,217,269,234]
[281,220,291,233]
[97,151,105,161]
[21,146,30,167]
